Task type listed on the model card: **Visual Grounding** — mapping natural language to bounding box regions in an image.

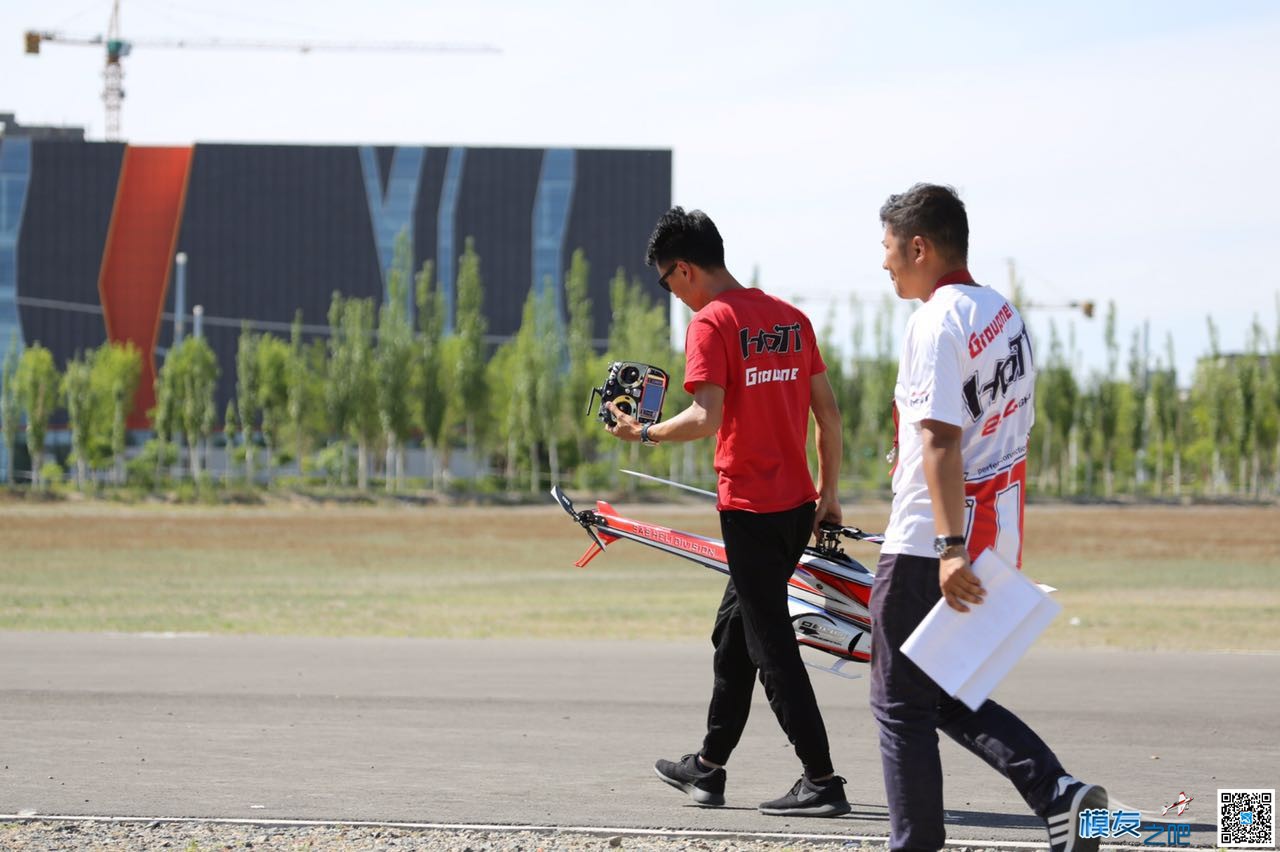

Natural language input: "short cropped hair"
[645,206,725,270]
[879,184,969,263]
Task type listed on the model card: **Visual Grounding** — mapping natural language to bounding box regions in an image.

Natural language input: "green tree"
[14,343,60,487]
[340,297,379,491]
[860,296,899,489]
[1236,319,1265,496]
[817,317,847,480]
[156,336,220,482]
[149,349,179,485]
[61,353,96,489]
[841,297,867,484]
[534,285,567,490]
[1159,333,1186,497]
[445,237,489,468]
[487,338,522,488]
[1148,342,1179,498]
[1,336,21,484]
[1267,299,1280,495]
[563,250,601,488]
[1196,317,1234,494]
[507,283,569,492]
[286,311,311,476]
[325,293,354,486]
[222,399,239,482]
[236,325,261,484]
[1038,321,1079,496]
[1127,324,1150,494]
[414,260,447,489]
[255,334,292,483]
[376,232,416,492]
[91,341,142,484]
[1097,301,1122,497]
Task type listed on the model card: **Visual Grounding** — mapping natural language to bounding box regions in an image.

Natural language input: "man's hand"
[604,401,643,442]
[814,495,842,539]
[940,552,985,613]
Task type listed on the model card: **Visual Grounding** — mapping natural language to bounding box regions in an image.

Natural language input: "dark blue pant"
[700,502,836,779]
[870,552,1066,852]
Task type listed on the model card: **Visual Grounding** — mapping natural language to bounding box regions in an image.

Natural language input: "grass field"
[1,498,1277,651]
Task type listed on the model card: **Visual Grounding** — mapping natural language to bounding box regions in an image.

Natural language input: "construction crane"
[24,0,500,140]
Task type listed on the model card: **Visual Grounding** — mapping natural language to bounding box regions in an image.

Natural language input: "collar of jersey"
[931,268,976,294]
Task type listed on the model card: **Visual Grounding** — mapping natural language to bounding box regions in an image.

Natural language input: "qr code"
[1219,789,1275,848]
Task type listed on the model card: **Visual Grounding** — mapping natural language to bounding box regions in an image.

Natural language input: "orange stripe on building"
[98,145,194,428]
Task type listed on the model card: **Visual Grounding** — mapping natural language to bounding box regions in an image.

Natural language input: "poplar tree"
[341,298,379,491]
[255,334,291,484]
[1237,320,1265,496]
[154,336,219,482]
[1097,302,1121,497]
[564,250,599,487]
[1,336,20,484]
[325,293,353,486]
[1198,318,1233,494]
[447,238,489,465]
[62,353,96,489]
[236,325,261,484]
[414,260,447,489]
[287,312,309,476]
[1127,324,1150,494]
[376,233,416,492]
[14,343,59,487]
[92,341,142,484]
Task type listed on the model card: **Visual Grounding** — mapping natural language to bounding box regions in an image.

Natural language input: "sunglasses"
[657,263,678,293]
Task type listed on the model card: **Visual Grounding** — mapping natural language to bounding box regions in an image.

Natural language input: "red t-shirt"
[684,288,826,513]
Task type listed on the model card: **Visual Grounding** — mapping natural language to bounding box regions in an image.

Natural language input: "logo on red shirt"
[739,323,803,359]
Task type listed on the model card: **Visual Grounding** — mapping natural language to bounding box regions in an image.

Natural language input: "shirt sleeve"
[684,313,729,393]
[897,311,966,427]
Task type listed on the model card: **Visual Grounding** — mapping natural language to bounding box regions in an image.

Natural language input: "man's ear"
[911,235,928,263]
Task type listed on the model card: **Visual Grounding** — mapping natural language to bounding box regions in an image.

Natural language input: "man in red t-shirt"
[604,206,848,817]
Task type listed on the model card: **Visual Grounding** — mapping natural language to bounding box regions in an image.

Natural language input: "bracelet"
[640,423,659,446]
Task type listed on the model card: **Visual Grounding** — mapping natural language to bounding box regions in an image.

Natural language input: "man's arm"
[921,418,985,612]
[605,383,724,443]
[810,371,843,536]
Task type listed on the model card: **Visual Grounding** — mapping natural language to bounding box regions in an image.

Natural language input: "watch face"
[934,536,963,555]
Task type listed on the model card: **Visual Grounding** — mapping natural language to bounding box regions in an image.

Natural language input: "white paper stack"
[900,548,1061,711]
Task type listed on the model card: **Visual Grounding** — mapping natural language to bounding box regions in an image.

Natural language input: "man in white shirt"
[872,183,1107,852]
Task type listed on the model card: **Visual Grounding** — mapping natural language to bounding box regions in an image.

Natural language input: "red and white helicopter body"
[551,484,881,677]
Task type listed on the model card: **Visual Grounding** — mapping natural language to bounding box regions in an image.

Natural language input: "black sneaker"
[653,754,726,807]
[1045,777,1109,852]
[758,774,851,817]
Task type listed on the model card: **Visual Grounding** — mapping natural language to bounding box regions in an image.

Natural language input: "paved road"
[1,633,1275,846]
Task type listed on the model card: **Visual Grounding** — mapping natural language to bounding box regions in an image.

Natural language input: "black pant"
[870,552,1066,852]
[700,501,835,779]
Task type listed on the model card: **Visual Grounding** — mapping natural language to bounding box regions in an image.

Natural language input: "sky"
[4,0,1279,385]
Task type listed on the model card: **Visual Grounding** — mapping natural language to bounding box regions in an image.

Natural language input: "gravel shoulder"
[0,820,896,852]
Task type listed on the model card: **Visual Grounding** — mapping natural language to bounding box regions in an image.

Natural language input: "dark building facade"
[0,138,672,426]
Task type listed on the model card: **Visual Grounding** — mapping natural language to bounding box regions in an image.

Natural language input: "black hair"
[879,183,969,263]
[644,206,725,270]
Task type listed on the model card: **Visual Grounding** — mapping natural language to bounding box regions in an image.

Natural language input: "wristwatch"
[640,423,660,446]
[933,535,966,557]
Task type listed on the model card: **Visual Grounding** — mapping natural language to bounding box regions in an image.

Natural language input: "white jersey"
[881,284,1036,566]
